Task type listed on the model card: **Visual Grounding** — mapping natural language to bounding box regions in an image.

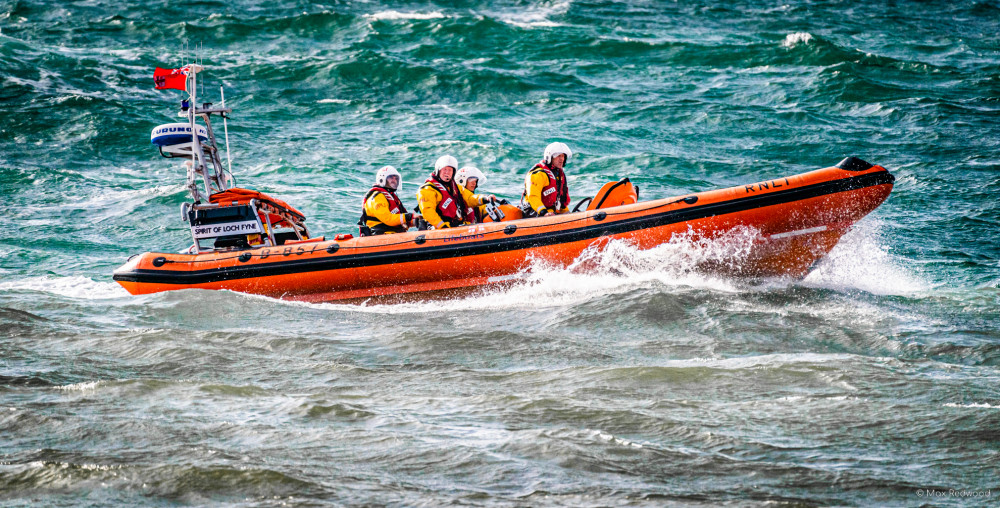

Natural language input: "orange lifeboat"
[113,157,894,302]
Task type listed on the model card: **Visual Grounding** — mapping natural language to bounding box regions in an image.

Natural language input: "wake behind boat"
[112,67,895,302]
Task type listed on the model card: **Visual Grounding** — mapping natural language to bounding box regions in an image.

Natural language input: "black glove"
[537,208,549,217]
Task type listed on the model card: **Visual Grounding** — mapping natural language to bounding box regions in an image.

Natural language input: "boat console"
[149,67,310,253]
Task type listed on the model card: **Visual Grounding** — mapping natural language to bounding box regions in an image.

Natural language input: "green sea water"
[2,1,999,506]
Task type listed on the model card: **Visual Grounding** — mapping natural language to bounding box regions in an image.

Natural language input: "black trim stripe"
[114,171,894,285]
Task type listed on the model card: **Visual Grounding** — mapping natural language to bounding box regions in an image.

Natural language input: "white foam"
[106,48,140,60]
[496,1,569,28]
[504,19,560,28]
[803,219,928,295]
[944,403,1000,409]
[842,103,896,118]
[77,463,126,471]
[782,32,814,47]
[262,218,921,311]
[307,228,758,314]
[31,184,186,224]
[665,353,853,370]
[56,380,101,392]
[0,276,130,300]
[590,429,644,448]
[364,10,447,21]
[317,98,350,104]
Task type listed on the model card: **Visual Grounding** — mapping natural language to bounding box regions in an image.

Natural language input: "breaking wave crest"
[364,10,448,21]
[310,218,920,313]
[782,32,814,47]
[0,276,129,300]
[494,1,570,28]
[315,227,760,313]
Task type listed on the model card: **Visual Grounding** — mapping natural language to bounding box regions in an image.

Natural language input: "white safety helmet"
[375,165,402,190]
[456,166,486,188]
[543,142,573,164]
[434,155,459,173]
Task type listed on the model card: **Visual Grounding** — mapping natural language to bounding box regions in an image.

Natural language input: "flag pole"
[187,65,210,200]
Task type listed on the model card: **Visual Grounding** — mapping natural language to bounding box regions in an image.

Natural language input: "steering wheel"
[572,197,592,213]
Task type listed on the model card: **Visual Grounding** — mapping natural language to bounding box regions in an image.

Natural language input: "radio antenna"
[221,85,233,179]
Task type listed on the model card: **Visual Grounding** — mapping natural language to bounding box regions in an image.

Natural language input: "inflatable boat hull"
[113,160,894,302]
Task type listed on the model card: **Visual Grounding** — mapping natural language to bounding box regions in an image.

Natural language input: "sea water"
[1,1,999,505]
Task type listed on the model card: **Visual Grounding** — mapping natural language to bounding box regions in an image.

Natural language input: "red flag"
[154,66,190,91]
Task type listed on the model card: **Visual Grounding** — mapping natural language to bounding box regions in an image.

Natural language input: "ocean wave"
[33,184,189,224]
[583,353,857,378]
[943,402,1000,409]
[273,216,927,313]
[268,48,552,103]
[0,276,130,299]
[904,341,1000,367]
[309,229,757,314]
[0,2,997,506]
[55,380,101,392]
[0,374,57,387]
[364,10,448,21]
[494,1,570,29]
[782,32,813,48]
[0,461,320,501]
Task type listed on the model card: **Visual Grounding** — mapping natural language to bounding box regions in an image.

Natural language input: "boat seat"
[586,178,638,211]
[214,235,251,250]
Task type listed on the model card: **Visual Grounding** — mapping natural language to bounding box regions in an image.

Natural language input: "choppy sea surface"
[2,1,999,506]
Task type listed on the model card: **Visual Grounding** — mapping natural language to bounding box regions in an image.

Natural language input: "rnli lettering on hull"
[745,178,791,193]
[192,220,262,239]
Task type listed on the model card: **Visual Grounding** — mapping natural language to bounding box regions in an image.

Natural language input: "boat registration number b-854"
[192,220,262,239]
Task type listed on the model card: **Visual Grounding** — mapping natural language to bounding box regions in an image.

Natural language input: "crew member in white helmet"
[418,155,493,228]
[523,142,572,216]
[357,166,420,236]
[456,166,497,222]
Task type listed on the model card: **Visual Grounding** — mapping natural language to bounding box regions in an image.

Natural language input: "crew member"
[417,155,490,228]
[358,166,420,236]
[456,166,497,222]
[523,142,572,216]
